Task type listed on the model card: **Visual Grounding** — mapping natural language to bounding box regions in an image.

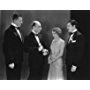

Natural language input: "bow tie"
[69,32,74,35]
[15,27,20,30]
[35,34,39,36]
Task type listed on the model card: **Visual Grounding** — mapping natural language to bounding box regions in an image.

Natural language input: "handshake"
[38,46,48,56]
[9,63,14,69]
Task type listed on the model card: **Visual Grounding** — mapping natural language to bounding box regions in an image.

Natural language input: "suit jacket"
[66,31,84,67]
[3,25,23,65]
[24,32,44,63]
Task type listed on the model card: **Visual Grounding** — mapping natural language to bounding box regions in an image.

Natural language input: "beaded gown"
[48,38,65,80]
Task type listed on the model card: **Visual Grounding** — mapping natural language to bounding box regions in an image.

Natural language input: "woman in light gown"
[48,27,66,80]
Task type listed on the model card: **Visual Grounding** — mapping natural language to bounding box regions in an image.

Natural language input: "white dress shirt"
[68,29,77,43]
[32,30,43,51]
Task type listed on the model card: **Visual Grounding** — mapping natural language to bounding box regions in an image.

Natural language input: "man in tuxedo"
[24,21,48,80]
[3,14,23,80]
[66,20,84,80]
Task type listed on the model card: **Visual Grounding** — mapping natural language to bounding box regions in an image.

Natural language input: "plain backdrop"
[0,10,70,79]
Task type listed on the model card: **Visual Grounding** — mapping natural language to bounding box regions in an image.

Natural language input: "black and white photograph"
[0,10,90,80]
[1,0,90,90]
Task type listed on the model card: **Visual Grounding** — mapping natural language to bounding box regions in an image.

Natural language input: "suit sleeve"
[3,30,16,64]
[24,35,38,53]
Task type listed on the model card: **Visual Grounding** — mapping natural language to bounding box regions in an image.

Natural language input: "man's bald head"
[32,21,41,27]
[31,20,42,34]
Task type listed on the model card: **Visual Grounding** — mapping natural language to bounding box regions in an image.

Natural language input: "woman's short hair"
[52,27,62,36]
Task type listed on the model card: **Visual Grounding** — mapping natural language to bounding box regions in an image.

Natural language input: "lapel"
[31,32,42,47]
[11,25,22,42]
[20,32,24,42]
[31,32,39,45]
[13,30,18,37]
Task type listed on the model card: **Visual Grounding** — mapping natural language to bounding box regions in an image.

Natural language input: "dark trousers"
[42,57,49,80]
[28,67,43,80]
[28,56,44,80]
[6,63,22,80]
[66,65,80,80]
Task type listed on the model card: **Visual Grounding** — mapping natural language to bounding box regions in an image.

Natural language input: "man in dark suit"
[24,21,48,80]
[66,20,84,80]
[3,14,23,80]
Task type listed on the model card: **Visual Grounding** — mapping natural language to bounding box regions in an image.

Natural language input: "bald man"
[24,21,48,80]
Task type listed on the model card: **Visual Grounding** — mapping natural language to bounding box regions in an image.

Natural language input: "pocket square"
[71,40,76,43]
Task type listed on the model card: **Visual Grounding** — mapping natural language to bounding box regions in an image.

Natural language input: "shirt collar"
[69,29,77,35]
[32,30,38,35]
[11,22,18,28]
[72,29,77,33]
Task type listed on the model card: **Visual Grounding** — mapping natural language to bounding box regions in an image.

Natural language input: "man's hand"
[38,46,43,51]
[9,63,15,69]
[42,49,48,56]
[71,65,77,72]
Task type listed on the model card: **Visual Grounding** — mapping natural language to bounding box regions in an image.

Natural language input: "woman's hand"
[48,56,52,64]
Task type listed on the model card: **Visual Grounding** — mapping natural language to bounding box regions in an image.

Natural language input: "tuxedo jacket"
[24,32,45,64]
[66,31,84,67]
[3,25,23,65]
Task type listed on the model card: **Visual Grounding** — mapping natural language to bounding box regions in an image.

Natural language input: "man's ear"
[73,25,76,29]
[33,27,36,31]
[13,19,17,24]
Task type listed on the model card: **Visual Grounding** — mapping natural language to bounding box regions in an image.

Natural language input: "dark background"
[0,10,70,79]
[1,10,90,80]
[71,10,90,79]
